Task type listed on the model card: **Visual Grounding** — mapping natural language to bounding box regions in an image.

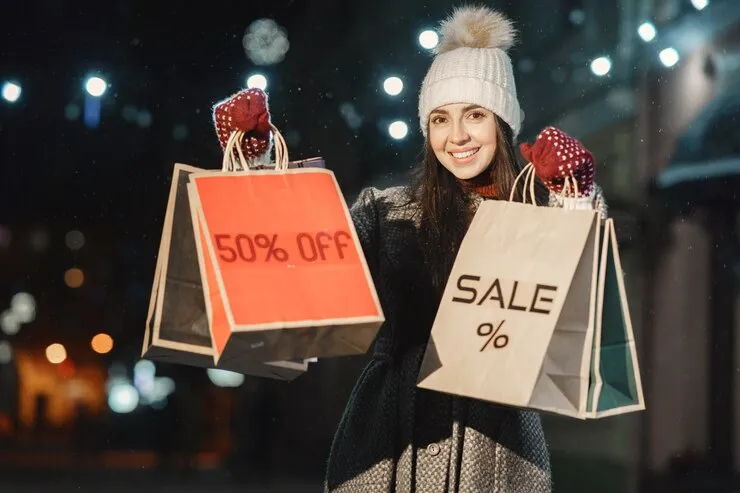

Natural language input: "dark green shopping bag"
[585,218,645,417]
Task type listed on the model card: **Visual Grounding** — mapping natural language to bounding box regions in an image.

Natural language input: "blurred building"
[502,0,740,491]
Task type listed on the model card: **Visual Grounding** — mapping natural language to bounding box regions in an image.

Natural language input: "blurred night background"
[1,0,740,491]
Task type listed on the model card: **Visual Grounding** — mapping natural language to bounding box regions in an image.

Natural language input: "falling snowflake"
[242,18,290,66]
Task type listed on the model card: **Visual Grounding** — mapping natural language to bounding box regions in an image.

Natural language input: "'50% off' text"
[213,231,353,263]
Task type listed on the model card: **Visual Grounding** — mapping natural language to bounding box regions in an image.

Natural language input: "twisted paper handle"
[509,163,580,208]
[509,163,537,204]
[221,124,290,172]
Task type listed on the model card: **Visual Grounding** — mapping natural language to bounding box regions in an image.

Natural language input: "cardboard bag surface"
[417,201,598,410]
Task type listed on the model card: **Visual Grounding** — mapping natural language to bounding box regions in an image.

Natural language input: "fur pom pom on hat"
[435,6,515,54]
[419,5,522,138]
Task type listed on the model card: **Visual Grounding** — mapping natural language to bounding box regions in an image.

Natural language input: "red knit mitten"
[519,126,595,197]
[213,88,272,160]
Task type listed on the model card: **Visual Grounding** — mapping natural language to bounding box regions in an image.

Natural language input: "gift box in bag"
[143,127,384,371]
[417,165,644,419]
[143,162,323,380]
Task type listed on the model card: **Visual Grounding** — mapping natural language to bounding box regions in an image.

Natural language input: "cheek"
[468,124,498,146]
[478,145,497,164]
[469,124,497,161]
[428,129,448,158]
[428,128,445,150]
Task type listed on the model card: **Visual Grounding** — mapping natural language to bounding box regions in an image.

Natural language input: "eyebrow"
[430,105,484,116]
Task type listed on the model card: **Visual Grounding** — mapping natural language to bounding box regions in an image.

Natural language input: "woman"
[325,6,606,493]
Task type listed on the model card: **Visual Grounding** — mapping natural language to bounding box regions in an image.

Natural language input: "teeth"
[451,149,478,159]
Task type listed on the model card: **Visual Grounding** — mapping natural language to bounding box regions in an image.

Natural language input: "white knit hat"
[418,6,522,138]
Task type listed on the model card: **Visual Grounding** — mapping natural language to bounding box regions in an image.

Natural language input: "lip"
[447,147,480,164]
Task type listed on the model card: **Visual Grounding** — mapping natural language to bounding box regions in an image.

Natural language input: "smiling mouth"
[448,148,480,159]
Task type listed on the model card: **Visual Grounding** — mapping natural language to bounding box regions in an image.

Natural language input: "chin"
[444,160,489,180]
[457,169,486,180]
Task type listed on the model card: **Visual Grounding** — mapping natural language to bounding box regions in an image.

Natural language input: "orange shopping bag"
[143,161,325,380]
[187,127,384,366]
[143,125,384,371]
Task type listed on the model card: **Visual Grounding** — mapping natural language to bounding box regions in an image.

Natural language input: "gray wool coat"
[325,185,608,493]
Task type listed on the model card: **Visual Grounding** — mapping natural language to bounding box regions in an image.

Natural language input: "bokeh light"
[246,73,268,90]
[91,333,114,354]
[65,230,85,250]
[46,343,67,364]
[10,292,36,324]
[590,56,612,76]
[638,22,656,42]
[1,82,21,103]
[388,121,409,140]
[419,30,439,50]
[243,18,290,65]
[0,310,20,336]
[659,47,680,67]
[383,76,403,96]
[0,342,12,364]
[85,76,107,97]
[64,267,85,288]
[108,383,139,413]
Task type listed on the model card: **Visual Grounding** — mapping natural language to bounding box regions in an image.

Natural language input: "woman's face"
[428,104,498,180]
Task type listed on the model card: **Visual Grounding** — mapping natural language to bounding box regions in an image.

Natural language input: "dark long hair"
[409,115,550,293]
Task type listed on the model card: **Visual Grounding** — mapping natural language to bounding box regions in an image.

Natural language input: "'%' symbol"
[477,321,509,351]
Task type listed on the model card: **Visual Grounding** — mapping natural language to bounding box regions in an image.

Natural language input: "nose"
[449,120,470,145]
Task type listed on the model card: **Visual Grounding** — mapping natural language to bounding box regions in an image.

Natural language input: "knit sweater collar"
[457,165,497,199]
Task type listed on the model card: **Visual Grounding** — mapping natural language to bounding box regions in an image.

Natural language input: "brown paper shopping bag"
[142,163,313,381]
[417,165,644,419]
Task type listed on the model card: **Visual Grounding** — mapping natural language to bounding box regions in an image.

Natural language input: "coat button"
[426,443,441,456]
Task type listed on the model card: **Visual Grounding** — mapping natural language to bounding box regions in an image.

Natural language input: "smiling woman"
[323,5,610,493]
[323,6,566,493]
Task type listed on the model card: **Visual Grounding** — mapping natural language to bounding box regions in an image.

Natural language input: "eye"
[430,115,447,125]
[467,110,487,120]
